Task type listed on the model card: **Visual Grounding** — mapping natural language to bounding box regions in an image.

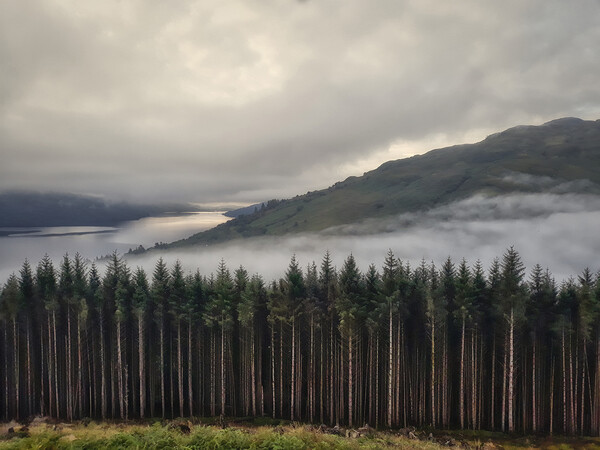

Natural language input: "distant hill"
[164,117,600,248]
[224,202,267,218]
[0,192,199,227]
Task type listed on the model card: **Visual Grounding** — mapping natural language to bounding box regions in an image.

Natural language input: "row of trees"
[1,249,599,435]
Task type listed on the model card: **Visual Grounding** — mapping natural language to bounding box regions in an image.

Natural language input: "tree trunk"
[188,320,193,417]
[569,332,575,434]
[581,344,586,435]
[4,322,9,419]
[491,333,496,430]
[502,330,507,432]
[431,315,435,427]
[100,310,107,420]
[160,322,165,419]
[77,315,83,418]
[532,334,537,432]
[116,320,124,420]
[348,329,353,428]
[320,325,324,424]
[221,321,225,418]
[280,321,284,419]
[40,323,45,416]
[138,314,145,419]
[330,321,334,424]
[472,327,476,430]
[53,311,59,419]
[460,315,465,429]
[12,318,19,420]
[251,324,256,417]
[178,319,183,418]
[271,324,276,419]
[388,302,393,428]
[309,314,314,423]
[291,316,295,421]
[550,356,555,435]
[563,326,567,434]
[508,307,514,433]
[376,334,380,429]
[26,319,32,417]
[67,307,72,421]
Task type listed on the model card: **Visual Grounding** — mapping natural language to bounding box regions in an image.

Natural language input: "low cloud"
[126,193,600,283]
[2,193,597,285]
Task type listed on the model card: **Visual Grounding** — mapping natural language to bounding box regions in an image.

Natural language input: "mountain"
[165,117,600,248]
[0,191,199,228]
[224,202,267,218]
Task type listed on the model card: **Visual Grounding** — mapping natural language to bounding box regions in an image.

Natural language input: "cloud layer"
[2,1,600,203]
[129,193,600,284]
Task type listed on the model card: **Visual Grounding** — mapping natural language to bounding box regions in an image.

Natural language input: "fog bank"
[127,193,600,283]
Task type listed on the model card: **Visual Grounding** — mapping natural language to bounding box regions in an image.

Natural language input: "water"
[0,212,230,282]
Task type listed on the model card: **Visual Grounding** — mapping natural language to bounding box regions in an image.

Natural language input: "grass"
[2,420,600,449]
[0,420,458,450]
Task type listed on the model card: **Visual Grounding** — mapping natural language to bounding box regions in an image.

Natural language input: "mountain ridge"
[162,117,600,249]
[0,191,201,228]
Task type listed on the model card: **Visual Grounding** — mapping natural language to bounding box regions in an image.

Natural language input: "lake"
[0,212,230,283]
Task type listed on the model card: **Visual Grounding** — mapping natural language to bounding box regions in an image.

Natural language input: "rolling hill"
[0,192,200,228]
[165,117,600,248]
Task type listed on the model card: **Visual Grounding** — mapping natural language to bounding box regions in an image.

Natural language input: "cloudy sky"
[2,0,600,204]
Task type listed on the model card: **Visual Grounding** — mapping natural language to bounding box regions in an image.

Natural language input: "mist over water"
[126,193,600,284]
[0,212,229,282]
[1,194,598,285]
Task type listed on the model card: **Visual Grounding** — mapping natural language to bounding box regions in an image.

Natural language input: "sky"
[2,0,600,205]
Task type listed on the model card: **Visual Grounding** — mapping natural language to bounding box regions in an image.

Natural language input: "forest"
[0,248,599,437]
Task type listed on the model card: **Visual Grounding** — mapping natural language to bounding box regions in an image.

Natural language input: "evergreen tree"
[337,254,364,427]
[132,268,150,418]
[151,258,170,418]
[0,274,21,419]
[18,260,36,417]
[500,247,527,433]
[169,261,187,418]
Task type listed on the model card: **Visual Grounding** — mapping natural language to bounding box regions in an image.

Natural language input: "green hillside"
[166,117,600,248]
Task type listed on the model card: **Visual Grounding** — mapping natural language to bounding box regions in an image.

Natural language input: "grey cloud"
[1,1,600,203]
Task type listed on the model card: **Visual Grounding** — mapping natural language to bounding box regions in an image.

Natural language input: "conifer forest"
[1,248,599,436]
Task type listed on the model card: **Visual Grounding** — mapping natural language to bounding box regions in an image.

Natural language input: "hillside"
[167,117,600,248]
[0,192,199,227]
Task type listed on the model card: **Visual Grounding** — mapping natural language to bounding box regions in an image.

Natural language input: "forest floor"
[0,417,599,449]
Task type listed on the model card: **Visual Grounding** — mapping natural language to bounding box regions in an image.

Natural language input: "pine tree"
[169,261,187,418]
[18,260,36,417]
[285,255,305,421]
[382,250,400,428]
[132,268,149,418]
[36,255,58,418]
[88,263,105,419]
[238,274,266,417]
[151,258,170,419]
[500,247,526,433]
[337,254,364,427]
[454,259,473,429]
[0,274,21,419]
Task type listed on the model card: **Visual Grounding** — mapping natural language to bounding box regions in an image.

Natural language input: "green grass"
[3,420,600,449]
[0,421,450,450]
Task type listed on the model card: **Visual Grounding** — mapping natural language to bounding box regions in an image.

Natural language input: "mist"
[124,192,600,283]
